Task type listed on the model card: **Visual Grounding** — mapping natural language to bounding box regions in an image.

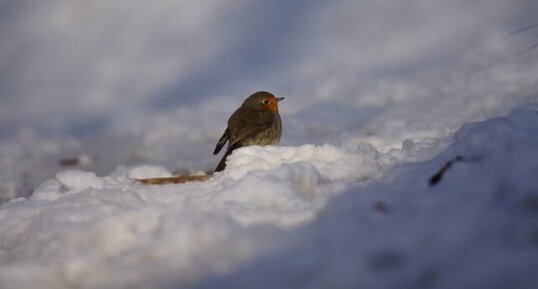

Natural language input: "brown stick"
[137,174,212,185]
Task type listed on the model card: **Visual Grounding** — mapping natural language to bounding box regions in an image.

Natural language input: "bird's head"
[243,91,284,113]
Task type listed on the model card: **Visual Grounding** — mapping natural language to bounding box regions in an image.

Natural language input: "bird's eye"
[263,99,270,105]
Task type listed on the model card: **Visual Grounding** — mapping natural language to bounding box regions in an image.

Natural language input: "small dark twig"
[502,22,538,54]
[58,158,79,166]
[429,155,465,186]
[523,42,538,54]
[502,22,538,41]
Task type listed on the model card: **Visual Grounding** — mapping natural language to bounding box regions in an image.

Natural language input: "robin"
[213,91,284,172]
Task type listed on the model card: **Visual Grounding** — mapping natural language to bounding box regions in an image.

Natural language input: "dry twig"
[137,174,212,185]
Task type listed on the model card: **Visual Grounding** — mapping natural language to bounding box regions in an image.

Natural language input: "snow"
[1,1,538,289]
[2,110,538,289]
[128,165,173,180]
[56,170,105,191]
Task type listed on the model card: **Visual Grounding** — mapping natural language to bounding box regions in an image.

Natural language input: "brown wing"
[214,108,275,172]
[227,107,275,147]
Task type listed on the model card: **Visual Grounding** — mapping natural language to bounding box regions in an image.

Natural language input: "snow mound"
[0,129,418,289]
[1,109,537,288]
[223,143,394,183]
[56,170,105,191]
[194,108,538,289]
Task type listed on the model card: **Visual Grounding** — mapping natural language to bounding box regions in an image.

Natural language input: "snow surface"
[2,109,538,289]
[1,1,538,289]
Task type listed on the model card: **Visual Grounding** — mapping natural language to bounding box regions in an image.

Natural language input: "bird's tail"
[214,149,231,172]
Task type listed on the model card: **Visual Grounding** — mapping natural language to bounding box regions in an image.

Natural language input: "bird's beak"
[276,97,285,102]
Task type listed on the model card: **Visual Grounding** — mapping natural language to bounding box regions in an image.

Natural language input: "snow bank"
[1,108,537,288]
[1,141,399,289]
[194,108,538,289]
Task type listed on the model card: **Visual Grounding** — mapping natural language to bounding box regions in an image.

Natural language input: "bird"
[213,91,284,172]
